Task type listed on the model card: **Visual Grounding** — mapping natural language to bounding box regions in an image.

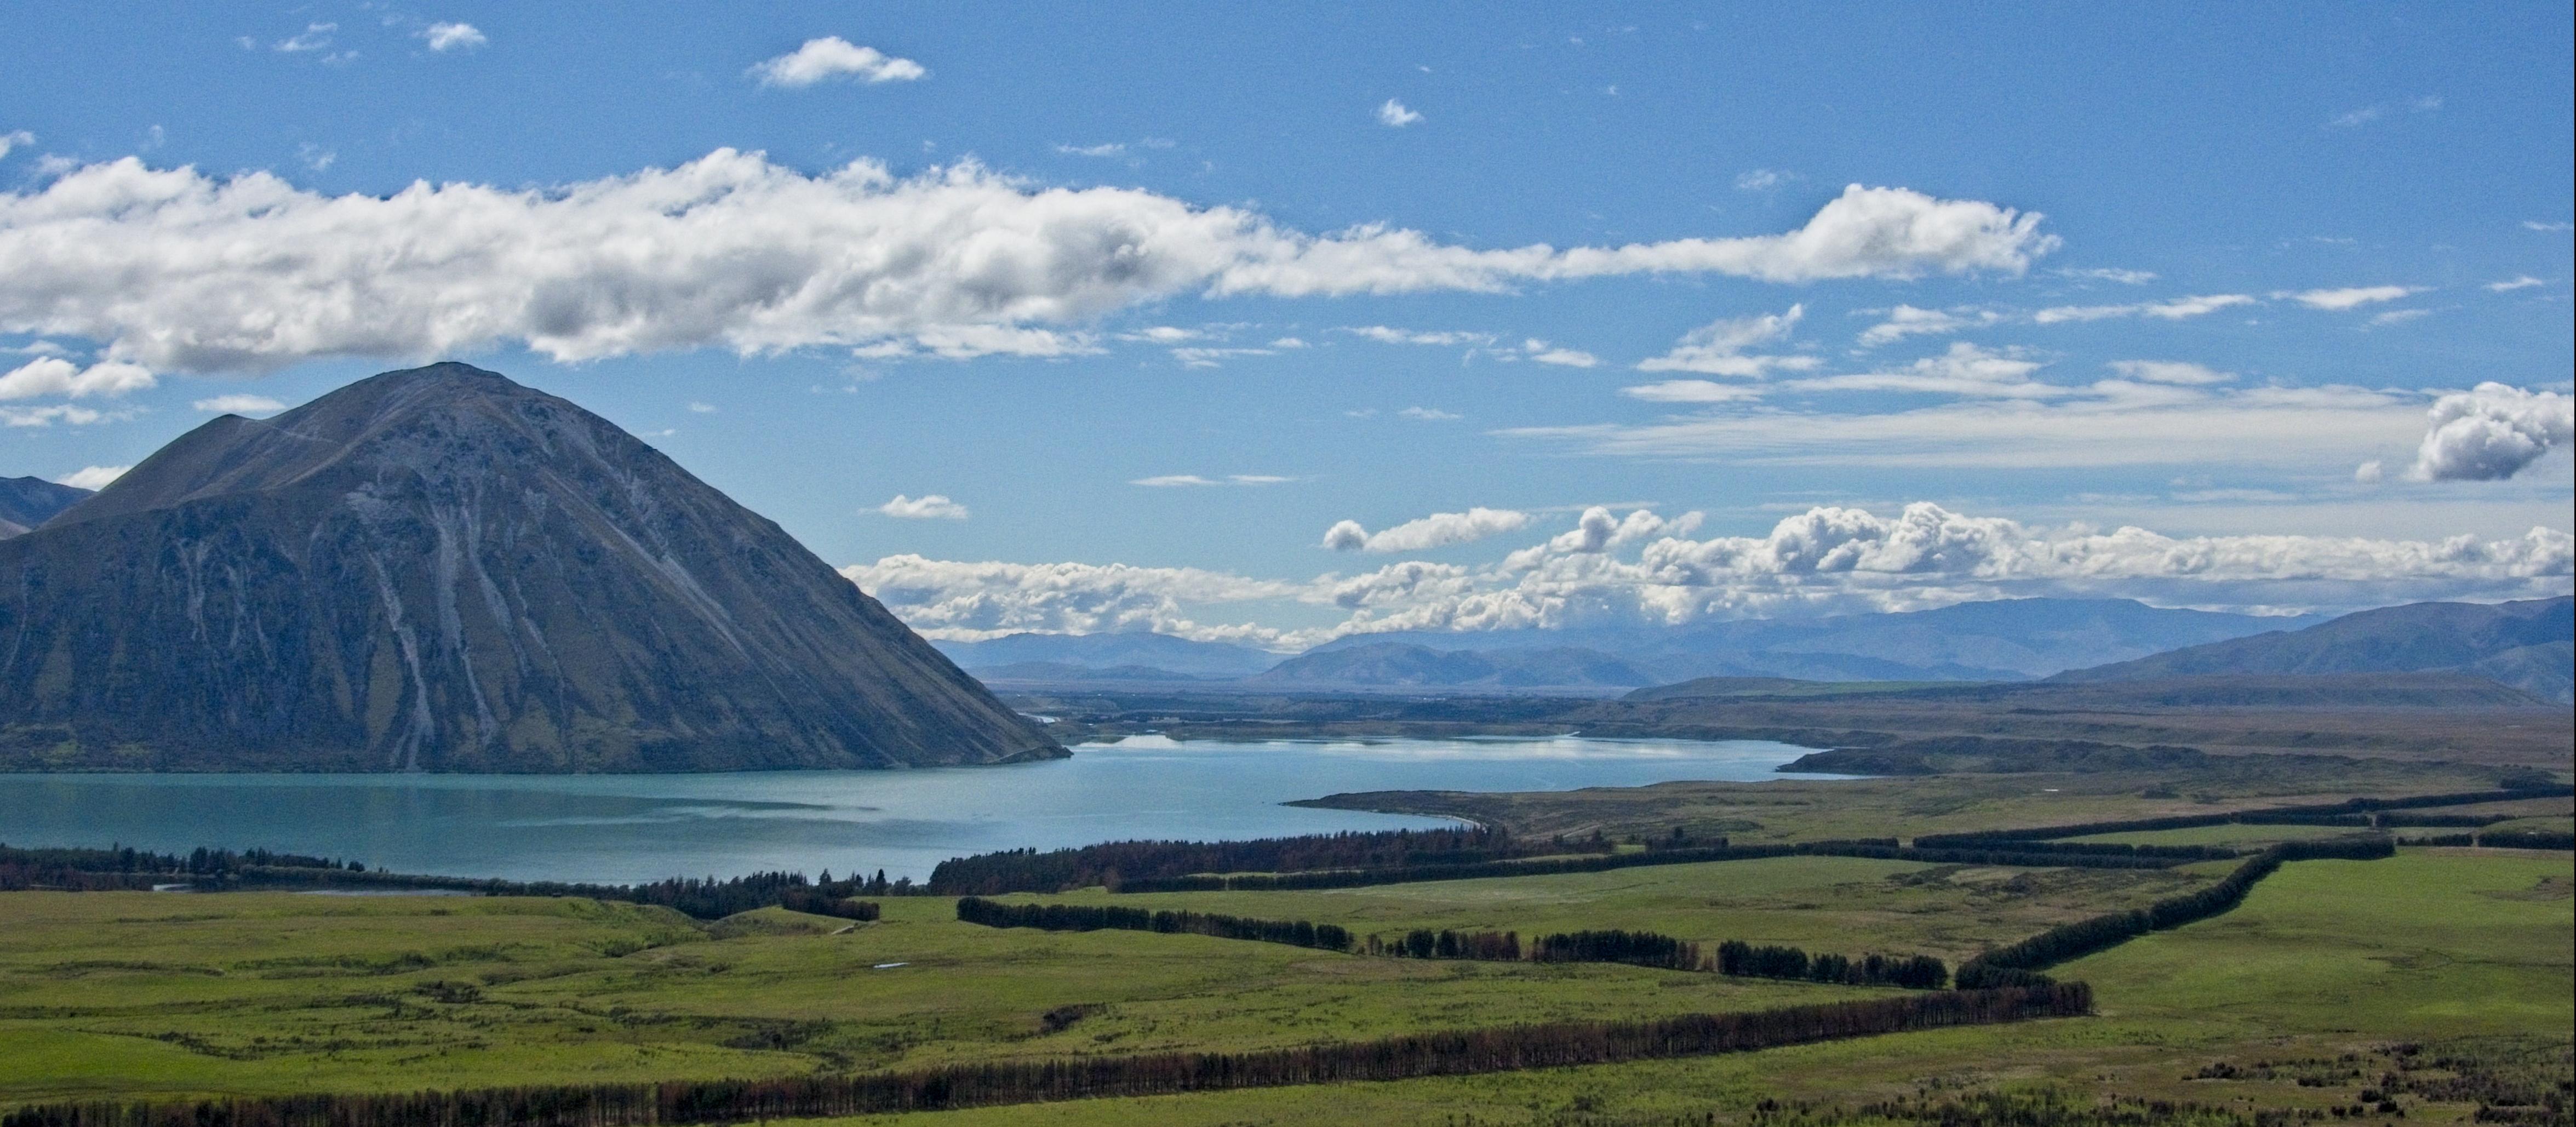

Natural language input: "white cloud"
[686,401,717,413]
[1399,406,1460,420]
[1524,341,1600,368]
[1733,168,1794,191]
[850,502,2572,644]
[1324,507,1531,553]
[274,22,334,53]
[2485,276,2545,292]
[2056,267,2157,285]
[878,493,969,519]
[0,404,117,427]
[842,554,1301,644]
[1784,342,2054,399]
[1346,326,1492,347]
[1376,99,1424,127]
[296,143,335,173]
[2281,285,2420,310]
[192,393,286,414]
[1056,143,1126,158]
[1857,304,2002,347]
[2354,460,2384,484]
[1619,379,1764,404]
[2368,308,2430,327]
[2033,294,2256,323]
[0,357,156,400]
[2407,383,2574,482]
[2104,360,2233,386]
[1635,305,1818,377]
[750,37,926,88]
[0,130,31,161]
[54,464,128,490]
[2525,221,2574,232]
[420,22,486,52]
[0,155,2054,373]
[1508,383,2430,471]
[1130,473,1292,488]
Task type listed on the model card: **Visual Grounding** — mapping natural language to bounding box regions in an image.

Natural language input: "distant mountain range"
[932,632,1280,678]
[0,476,90,539]
[953,593,2571,701]
[0,363,1062,772]
[2053,596,2573,703]
[1246,644,1659,693]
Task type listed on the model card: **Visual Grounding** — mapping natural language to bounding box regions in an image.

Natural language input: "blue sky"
[3,3,2570,647]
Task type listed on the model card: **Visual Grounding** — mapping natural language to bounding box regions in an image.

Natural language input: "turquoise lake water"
[0,735,1824,884]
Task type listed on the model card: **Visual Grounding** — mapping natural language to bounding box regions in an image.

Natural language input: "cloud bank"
[845,501,2573,647]
[0,155,2055,372]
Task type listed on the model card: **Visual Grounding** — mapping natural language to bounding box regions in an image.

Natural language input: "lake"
[0,735,1825,884]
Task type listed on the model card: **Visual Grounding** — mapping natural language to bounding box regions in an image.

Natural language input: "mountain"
[968,661,1210,683]
[1246,643,1658,694]
[0,476,91,539]
[934,632,1280,678]
[1633,671,2549,709]
[2052,596,2574,702]
[1306,598,2321,683]
[0,362,1064,772]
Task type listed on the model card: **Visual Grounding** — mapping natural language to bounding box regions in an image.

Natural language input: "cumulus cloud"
[2282,285,2420,310]
[841,554,1301,644]
[850,501,2573,644]
[0,357,155,399]
[192,393,286,414]
[1323,507,1531,553]
[0,404,118,427]
[751,37,926,87]
[1376,99,1424,127]
[0,130,31,161]
[0,155,2052,373]
[878,493,969,519]
[420,22,486,52]
[1635,305,1817,377]
[55,464,128,490]
[2406,383,2574,482]
[2033,294,2256,323]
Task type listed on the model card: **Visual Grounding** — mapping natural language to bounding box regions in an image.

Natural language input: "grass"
[793,849,2575,1125]
[1017,854,2208,964]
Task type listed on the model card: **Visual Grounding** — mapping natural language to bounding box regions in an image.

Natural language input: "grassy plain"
[2,849,2566,1124]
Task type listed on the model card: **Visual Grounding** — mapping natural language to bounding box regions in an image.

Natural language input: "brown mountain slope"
[0,362,1063,772]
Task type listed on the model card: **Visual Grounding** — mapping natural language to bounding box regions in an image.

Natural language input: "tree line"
[1913,783,2573,847]
[2396,829,2575,850]
[0,843,901,921]
[954,900,1952,986]
[954,897,1357,952]
[0,985,2091,1127]
[1716,942,1951,989]
[1955,835,2395,988]
[925,826,1571,895]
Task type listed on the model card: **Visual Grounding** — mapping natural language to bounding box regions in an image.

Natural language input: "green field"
[3,846,2567,1124]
